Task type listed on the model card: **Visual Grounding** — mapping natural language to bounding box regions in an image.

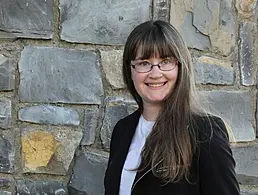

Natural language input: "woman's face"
[131,54,178,108]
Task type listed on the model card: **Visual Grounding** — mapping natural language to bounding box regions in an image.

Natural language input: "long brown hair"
[123,20,204,183]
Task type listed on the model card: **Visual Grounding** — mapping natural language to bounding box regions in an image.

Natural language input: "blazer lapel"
[110,109,141,194]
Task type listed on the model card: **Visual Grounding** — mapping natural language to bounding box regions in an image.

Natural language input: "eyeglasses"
[131,57,178,73]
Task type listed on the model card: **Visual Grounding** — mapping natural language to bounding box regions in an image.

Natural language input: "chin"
[148,98,165,104]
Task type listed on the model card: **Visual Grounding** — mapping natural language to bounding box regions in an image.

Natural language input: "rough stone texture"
[181,12,212,50]
[68,151,108,195]
[232,144,258,185]
[236,0,258,18]
[170,0,235,55]
[0,99,11,130]
[81,107,100,146]
[19,46,103,104]
[0,55,15,91]
[18,105,80,126]
[239,22,255,86]
[195,56,234,85]
[241,189,258,195]
[241,190,258,195]
[0,0,53,39]
[0,131,14,173]
[60,0,151,45]
[100,97,138,149]
[0,178,11,188]
[21,128,82,175]
[199,91,255,142]
[0,191,11,195]
[101,50,125,89]
[16,180,68,195]
[153,0,170,21]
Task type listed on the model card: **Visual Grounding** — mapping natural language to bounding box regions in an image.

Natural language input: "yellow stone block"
[22,131,60,170]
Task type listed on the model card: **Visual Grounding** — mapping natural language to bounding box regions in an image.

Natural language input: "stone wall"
[0,0,257,194]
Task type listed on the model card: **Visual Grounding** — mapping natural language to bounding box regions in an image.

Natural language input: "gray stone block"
[60,0,151,45]
[0,178,11,188]
[0,191,11,195]
[0,131,14,173]
[16,180,68,195]
[195,56,234,85]
[241,190,258,195]
[68,151,108,195]
[0,0,53,39]
[239,22,255,86]
[0,99,11,130]
[153,0,170,21]
[0,136,12,173]
[18,46,103,104]
[100,97,138,149]
[0,55,15,91]
[232,144,258,185]
[100,50,125,89]
[81,107,99,146]
[18,105,80,126]
[199,91,255,142]
[170,0,235,55]
[181,12,211,50]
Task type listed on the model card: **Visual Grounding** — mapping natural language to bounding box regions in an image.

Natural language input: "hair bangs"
[131,27,175,61]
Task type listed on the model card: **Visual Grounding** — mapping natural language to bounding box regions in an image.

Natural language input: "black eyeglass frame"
[130,58,179,73]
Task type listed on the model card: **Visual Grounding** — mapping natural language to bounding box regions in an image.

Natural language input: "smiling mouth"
[146,82,167,87]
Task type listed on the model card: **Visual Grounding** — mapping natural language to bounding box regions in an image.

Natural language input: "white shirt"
[119,115,155,195]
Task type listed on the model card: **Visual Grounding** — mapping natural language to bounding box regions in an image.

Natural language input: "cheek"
[170,67,179,81]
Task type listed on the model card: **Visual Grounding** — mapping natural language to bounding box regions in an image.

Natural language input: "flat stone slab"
[81,106,100,146]
[0,55,15,91]
[18,105,80,126]
[0,130,15,173]
[170,0,235,55]
[21,128,82,175]
[100,50,125,89]
[0,0,53,39]
[241,189,258,195]
[199,91,255,142]
[68,151,108,195]
[0,178,11,188]
[195,56,234,85]
[0,99,11,129]
[232,144,258,185]
[153,0,170,21]
[100,97,138,149]
[239,22,255,86]
[60,0,151,45]
[16,180,68,195]
[19,46,103,104]
[0,191,11,195]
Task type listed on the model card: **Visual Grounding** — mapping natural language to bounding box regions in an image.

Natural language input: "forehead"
[132,40,175,61]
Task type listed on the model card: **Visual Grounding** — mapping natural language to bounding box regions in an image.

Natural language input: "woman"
[104,20,240,195]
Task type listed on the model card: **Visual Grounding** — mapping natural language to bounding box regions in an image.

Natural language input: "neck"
[142,103,162,121]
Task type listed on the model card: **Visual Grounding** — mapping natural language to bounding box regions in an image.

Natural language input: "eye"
[160,59,171,65]
[138,61,150,66]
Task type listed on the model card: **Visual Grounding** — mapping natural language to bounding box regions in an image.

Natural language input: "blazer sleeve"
[106,120,121,168]
[199,117,240,195]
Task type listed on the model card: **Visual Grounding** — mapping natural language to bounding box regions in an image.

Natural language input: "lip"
[145,82,167,89]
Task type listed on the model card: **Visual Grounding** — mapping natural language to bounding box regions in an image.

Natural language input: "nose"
[148,65,162,78]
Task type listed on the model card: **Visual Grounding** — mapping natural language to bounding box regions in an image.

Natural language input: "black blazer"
[104,110,240,195]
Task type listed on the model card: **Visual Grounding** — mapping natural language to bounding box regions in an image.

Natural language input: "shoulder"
[110,109,141,142]
[193,114,233,164]
[190,114,229,143]
[113,109,141,131]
